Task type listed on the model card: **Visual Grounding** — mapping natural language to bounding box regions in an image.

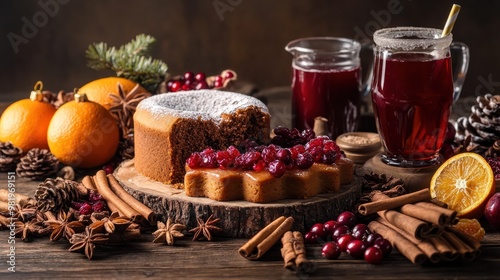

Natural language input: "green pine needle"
[85,34,168,92]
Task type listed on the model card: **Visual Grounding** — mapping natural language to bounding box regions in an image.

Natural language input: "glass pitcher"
[286,37,369,138]
[371,27,469,167]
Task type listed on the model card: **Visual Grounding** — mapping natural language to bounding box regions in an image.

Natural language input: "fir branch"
[85,34,168,92]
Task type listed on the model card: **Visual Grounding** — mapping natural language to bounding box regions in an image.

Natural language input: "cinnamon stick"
[446,226,481,252]
[368,220,427,265]
[239,216,294,260]
[281,231,314,273]
[428,236,460,261]
[106,200,124,217]
[378,209,431,240]
[377,218,441,263]
[107,174,156,225]
[0,189,35,206]
[94,170,141,222]
[413,201,457,225]
[43,211,57,221]
[441,231,477,261]
[82,175,97,190]
[358,189,431,215]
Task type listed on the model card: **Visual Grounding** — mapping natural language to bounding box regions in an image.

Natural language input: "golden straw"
[442,4,461,37]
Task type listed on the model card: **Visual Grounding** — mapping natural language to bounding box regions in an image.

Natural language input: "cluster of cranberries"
[71,190,108,215]
[271,126,316,148]
[486,157,500,180]
[304,211,392,264]
[166,70,236,92]
[186,129,342,178]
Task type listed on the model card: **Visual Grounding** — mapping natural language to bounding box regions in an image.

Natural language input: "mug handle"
[450,42,470,102]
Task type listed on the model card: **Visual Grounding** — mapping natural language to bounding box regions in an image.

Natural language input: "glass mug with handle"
[371,27,469,167]
[286,37,372,139]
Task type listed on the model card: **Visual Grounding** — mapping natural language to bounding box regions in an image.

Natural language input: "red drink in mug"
[286,37,365,139]
[371,27,469,167]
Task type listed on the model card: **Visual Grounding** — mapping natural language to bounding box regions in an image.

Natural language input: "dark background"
[0,0,499,102]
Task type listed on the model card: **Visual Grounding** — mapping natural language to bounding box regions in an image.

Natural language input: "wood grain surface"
[1,174,500,279]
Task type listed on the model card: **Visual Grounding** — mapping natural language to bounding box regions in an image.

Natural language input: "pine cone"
[485,140,500,158]
[455,94,500,155]
[16,148,59,180]
[0,141,23,171]
[35,177,86,212]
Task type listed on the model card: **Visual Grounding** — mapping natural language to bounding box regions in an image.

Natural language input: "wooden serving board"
[115,160,362,238]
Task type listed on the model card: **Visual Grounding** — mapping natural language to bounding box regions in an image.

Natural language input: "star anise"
[90,211,131,233]
[108,82,151,137]
[69,226,109,260]
[152,218,186,245]
[3,203,37,222]
[15,219,51,242]
[189,214,222,241]
[46,210,85,241]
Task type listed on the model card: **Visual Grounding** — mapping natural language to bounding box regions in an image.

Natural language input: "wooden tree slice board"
[115,160,362,238]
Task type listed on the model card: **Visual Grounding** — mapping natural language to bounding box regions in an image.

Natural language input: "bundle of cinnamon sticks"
[359,189,481,265]
[83,170,156,225]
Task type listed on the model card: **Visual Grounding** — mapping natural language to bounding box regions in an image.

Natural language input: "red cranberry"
[275,149,291,165]
[196,81,209,90]
[321,150,337,164]
[309,223,327,240]
[71,201,85,210]
[337,234,356,252]
[89,190,103,202]
[170,81,182,92]
[364,246,383,264]
[301,129,315,142]
[365,233,383,247]
[346,239,367,259]
[304,231,317,244]
[103,164,115,175]
[332,225,351,241]
[92,201,106,213]
[79,203,93,215]
[187,153,202,168]
[336,211,357,228]
[323,220,339,235]
[351,224,370,240]
[322,242,341,260]
[216,150,233,169]
[226,146,240,158]
[267,160,286,178]
[261,145,277,163]
[253,160,266,172]
[184,71,195,81]
[374,239,393,257]
[306,137,324,149]
[214,80,224,88]
[195,72,206,81]
[181,84,191,91]
[222,70,236,80]
[296,152,314,169]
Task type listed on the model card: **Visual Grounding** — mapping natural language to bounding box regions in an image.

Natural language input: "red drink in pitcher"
[292,65,361,138]
[371,53,454,164]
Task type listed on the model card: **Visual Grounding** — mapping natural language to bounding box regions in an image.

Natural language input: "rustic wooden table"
[1,96,500,279]
[1,177,500,279]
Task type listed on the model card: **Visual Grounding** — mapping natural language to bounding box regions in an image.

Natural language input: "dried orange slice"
[430,152,495,219]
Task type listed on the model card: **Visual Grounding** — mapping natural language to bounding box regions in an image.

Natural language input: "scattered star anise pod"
[3,203,37,222]
[46,210,85,241]
[90,211,131,233]
[15,219,51,242]
[69,226,109,260]
[108,82,151,137]
[189,214,222,241]
[152,218,186,245]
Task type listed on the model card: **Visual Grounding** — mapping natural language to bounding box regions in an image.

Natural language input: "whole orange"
[47,93,119,168]
[79,77,149,109]
[0,85,56,151]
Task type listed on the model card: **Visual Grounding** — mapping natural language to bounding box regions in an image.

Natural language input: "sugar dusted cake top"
[137,90,269,122]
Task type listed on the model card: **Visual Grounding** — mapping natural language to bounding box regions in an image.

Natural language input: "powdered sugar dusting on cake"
[137,90,269,122]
